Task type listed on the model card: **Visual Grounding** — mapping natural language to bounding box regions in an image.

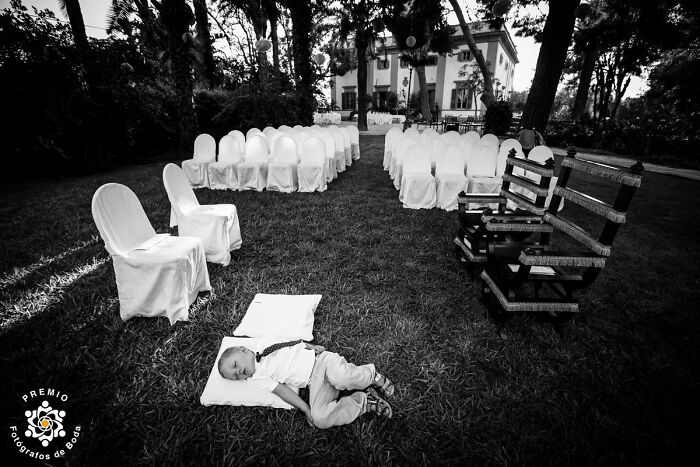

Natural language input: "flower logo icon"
[24,401,66,447]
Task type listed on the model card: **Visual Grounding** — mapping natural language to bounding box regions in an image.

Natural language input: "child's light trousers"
[308,352,375,429]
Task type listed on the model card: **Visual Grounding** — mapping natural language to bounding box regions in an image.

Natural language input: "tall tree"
[192,0,217,87]
[385,0,453,123]
[58,0,93,84]
[285,0,315,124]
[448,0,495,107]
[158,0,196,150]
[520,0,580,132]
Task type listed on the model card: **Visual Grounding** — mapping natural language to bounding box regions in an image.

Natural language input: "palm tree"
[58,0,93,85]
[192,0,217,87]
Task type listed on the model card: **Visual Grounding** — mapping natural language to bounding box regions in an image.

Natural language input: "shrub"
[484,100,512,135]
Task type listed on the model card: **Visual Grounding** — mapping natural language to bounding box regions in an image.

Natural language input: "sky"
[9,0,648,96]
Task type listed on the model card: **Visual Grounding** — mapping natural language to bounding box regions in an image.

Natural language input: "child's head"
[218,346,256,381]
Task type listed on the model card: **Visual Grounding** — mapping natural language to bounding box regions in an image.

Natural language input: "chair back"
[469,144,498,177]
[163,163,201,220]
[193,134,216,162]
[294,130,310,158]
[246,127,262,140]
[404,144,432,174]
[301,137,326,166]
[272,135,298,163]
[278,125,292,132]
[318,130,336,159]
[442,131,460,144]
[385,126,402,151]
[268,131,284,153]
[340,127,351,149]
[404,127,419,137]
[462,131,480,148]
[92,183,157,257]
[331,129,345,153]
[262,126,276,139]
[495,139,522,176]
[479,133,499,150]
[437,144,467,177]
[218,135,243,164]
[228,130,246,152]
[430,139,447,170]
[422,128,439,139]
[293,125,304,131]
[395,137,417,165]
[245,135,269,164]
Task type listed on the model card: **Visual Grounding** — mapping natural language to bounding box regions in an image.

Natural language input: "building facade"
[330,22,518,119]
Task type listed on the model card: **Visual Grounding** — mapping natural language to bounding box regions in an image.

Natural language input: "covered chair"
[246,127,263,140]
[298,137,327,192]
[238,135,269,192]
[392,137,418,190]
[348,125,360,160]
[430,138,447,173]
[331,128,346,173]
[92,183,211,324]
[479,133,499,149]
[317,129,338,182]
[208,135,243,190]
[466,143,501,199]
[182,134,216,188]
[383,126,402,171]
[462,131,481,148]
[399,144,436,209]
[435,144,468,211]
[267,135,299,192]
[340,126,352,167]
[163,163,242,266]
[228,130,246,152]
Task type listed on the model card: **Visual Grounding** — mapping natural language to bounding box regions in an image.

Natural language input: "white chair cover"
[435,145,468,211]
[292,125,303,131]
[331,129,346,173]
[208,135,243,190]
[317,130,337,182]
[238,135,269,191]
[399,144,436,209]
[479,133,499,149]
[466,144,501,208]
[430,139,447,173]
[347,125,360,160]
[163,164,242,266]
[92,183,211,324]
[383,127,402,171]
[509,145,562,211]
[391,137,417,189]
[497,139,524,178]
[246,127,263,139]
[442,131,460,146]
[298,137,327,192]
[340,127,352,167]
[228,130,246,152]
[404,128,419,137]
[267,135,299,193]
[262,126,276,140]
[182,134,216,188]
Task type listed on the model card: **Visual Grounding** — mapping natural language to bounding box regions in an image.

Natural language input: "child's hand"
[305,343,326,355]
[304,409,314,427]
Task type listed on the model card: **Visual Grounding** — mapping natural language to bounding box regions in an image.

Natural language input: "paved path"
[339,121,700,181]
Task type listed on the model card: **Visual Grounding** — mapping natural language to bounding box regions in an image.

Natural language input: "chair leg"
[481,279,512,339]
[550,312,574,339]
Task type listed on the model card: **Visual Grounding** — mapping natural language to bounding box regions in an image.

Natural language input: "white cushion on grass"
[200,336,297,409]
[233,294,321,341]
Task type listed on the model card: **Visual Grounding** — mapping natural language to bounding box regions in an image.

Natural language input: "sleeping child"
[218,339,395,429]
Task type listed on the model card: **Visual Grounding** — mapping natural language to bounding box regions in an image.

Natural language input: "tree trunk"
[270,15,280,81]
[521,0,581,133]
[448,0,494,106]
[287,0,314,124]
[571,35,600,120]
[193,0,217,88]
[161,0,196,151]
[62,0,93,85]
[356,40,369,131]
[415,66,431,123]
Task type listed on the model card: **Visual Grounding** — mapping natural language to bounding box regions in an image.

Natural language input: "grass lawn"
[1,135,699,464]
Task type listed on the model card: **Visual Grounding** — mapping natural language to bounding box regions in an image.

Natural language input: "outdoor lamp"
[255,39,272,52]
[313,53,326,65]
[406,35,416,47]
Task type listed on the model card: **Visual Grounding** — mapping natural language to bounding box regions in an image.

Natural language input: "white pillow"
[233,294,321,341]
[200,336,298,409]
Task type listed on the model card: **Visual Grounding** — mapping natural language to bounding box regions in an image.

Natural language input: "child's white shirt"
[248,341,316,392]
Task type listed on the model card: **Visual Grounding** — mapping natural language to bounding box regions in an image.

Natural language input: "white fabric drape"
[92,183,211,324]
[383,127,402,171]
[399,144,436,209]
[163,164,242,266]
[182,134,216,188]
[238,135,269,192]
[298,137,327,192]
[347,125,360,160]
[208,135,243,190]
[267,135,299,193]
[316,130,337,182]
[435,145,468,211]
[331,128,346,174]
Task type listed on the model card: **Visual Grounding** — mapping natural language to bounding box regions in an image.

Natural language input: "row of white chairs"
[181,124,360,193]
[383,127,555,210]
[92,164,244,324]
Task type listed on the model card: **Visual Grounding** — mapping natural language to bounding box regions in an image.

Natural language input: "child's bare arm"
[304,343,326,355]
[272,384,314,426]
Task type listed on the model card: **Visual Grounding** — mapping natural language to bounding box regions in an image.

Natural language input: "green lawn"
[1,135,699,464]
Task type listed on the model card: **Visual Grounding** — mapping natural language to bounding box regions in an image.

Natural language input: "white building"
[330,22,518,118]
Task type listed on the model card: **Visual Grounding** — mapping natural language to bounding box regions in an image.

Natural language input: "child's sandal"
[374,372,395,398]
[366,388,393,419]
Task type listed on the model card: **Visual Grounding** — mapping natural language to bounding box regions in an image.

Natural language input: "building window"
[450,86,474,109]
[400,57,411,68]
[426,55,438,66]
[377,58,389,70]
[341,92,356,110]
[457,50,472,62]
[499,53,504,65]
